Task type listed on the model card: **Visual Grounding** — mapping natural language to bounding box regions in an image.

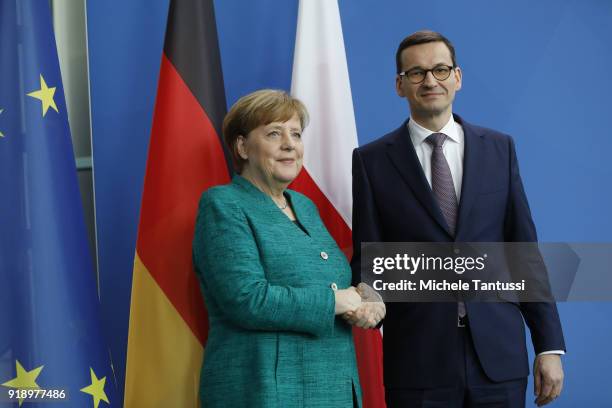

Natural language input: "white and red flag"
[290,1,386,406]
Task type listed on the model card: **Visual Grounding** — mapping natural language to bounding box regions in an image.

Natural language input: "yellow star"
[0,108,4,137]
[27,74,59,117]
[80,368,109,408]
[1,360,44,406]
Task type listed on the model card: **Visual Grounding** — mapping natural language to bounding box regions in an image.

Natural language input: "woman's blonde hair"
[223,89,309,172]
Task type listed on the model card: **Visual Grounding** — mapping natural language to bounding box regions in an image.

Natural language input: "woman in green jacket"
[192,89,384,407]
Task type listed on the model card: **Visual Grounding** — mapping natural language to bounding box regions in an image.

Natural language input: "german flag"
[124,0,230,406]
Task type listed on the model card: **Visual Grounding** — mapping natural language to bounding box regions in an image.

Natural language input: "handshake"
[334,283,386,329]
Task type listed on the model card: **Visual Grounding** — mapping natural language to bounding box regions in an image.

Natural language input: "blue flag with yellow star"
[0,1,116,407]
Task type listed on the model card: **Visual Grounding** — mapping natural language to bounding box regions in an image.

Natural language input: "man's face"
[396,41,462,118]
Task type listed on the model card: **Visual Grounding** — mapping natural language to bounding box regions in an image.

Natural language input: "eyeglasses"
[399,65,455,84]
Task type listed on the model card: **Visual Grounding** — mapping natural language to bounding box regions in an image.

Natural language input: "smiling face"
[237,113,304,191]
[396,41,462,122]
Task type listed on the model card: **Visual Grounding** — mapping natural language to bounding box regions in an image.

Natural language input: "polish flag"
[290,1,385,406]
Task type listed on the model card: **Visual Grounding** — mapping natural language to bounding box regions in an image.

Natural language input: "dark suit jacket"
[351,115,565,388]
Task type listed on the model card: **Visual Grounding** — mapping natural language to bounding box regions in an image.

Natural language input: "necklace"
[274,196,288,210]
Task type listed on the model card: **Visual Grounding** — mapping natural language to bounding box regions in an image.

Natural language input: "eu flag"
[0,1,116,407]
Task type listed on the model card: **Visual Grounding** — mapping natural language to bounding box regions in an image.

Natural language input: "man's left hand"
[534,354,564,406]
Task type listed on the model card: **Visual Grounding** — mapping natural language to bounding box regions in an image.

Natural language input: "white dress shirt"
[408,115,464,200]
[407,115,564,357]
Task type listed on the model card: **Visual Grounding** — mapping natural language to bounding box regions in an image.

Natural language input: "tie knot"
[426,132,447,148]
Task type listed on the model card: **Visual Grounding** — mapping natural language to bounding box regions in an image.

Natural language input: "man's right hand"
[341,283,386,328]
[342,302,385,329]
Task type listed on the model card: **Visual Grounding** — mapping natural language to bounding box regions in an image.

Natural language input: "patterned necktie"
[425,133,466,321]
[425,133,458,236]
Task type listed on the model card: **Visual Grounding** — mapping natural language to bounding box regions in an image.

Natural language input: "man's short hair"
[223,89,309,173]
[395,30,457,74]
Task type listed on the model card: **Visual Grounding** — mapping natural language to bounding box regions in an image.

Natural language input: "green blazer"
[193,175,362,408]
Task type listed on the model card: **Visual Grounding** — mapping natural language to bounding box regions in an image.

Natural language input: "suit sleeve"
[192,191,335,336]
[351,148,383,286]
[504,137,566,353]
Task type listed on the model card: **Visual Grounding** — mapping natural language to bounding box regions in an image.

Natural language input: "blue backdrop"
[88,0,612,405]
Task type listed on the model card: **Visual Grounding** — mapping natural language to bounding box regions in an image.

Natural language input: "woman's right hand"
[334,286,362,315]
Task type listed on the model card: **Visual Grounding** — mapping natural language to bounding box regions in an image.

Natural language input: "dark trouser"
[385,325,527,408]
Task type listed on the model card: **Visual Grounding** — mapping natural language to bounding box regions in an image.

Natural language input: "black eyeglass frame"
[398,64,456,84]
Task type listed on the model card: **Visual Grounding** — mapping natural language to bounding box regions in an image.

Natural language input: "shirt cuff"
[537,350,565,356]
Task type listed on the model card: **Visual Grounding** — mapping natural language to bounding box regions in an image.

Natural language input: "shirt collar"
[407,114,461,146]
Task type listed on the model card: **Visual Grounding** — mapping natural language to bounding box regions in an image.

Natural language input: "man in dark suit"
[351,31,565,407]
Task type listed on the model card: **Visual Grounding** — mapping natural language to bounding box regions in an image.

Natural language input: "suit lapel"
[455,117,484,240]
[385,122,453,236]
[286,191,313,237]
[234,175,314,237]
